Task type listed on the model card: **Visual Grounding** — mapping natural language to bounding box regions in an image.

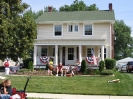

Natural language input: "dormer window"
[68,24,78,32]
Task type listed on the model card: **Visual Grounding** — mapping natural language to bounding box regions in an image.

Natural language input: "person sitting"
[0,79,12,96]
[56,63,64,76]
[67,64,74,76]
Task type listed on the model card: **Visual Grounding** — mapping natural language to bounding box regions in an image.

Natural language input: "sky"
[22,0,133,36]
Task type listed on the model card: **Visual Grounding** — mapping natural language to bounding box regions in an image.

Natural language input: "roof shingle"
[36,10,115,22]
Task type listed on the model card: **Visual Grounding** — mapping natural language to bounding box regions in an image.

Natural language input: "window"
[68,48,74,60]
[87,48,94,57]
[68,24,78,32]
[100,48,106,58]
[41,47,47,56]
[54,25,62,36]
[84,25,92,35]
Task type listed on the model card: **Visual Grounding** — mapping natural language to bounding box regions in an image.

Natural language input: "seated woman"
[0,79,12,96]
[56,63,64,76]
[67,64,74,76]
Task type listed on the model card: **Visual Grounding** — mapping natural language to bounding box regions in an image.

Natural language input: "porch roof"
[34,38,107,46]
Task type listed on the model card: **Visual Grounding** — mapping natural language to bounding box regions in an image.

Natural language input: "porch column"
[60,47,62,63]
[33,45,37,65]
[101,45,104,61]
[54,45,58,66]
[79,45,82,66]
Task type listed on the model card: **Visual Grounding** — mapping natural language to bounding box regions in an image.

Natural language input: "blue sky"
[22,0,133,36]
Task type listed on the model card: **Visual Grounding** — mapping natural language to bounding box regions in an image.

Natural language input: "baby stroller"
[12,77,31,99]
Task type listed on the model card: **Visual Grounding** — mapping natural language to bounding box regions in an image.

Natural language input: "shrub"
[100,70,114,75]
[99,60,104,72]
[23,58,33,68]
[80,60,87,73]
[84,68,100,75]
[28,61,34,71]
[105,58,116,70]
[45,63,49,70]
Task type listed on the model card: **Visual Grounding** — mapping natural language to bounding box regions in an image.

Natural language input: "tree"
[59,0,98,11]
[114,20,133,60]
[0,0,37,61]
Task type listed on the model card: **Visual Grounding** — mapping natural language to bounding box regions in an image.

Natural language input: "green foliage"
[84,68,100,75]
[59,0,98,11]
[0,0,37,60]
[18,68,30,73]
[28,61,34,71]
[45,63,49,70]
[100,70,114,75]
[105,58,116,70]
[23,58,33,68]
[80,60,87,73]
[114,20,133,60]
[99,60,104,72]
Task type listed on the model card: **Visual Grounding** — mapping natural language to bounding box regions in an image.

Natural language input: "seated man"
[56,63,64,76]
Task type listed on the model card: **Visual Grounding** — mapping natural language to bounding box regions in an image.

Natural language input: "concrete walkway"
[27,93,133,99]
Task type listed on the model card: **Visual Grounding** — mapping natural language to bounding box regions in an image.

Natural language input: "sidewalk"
[27,93,133,99]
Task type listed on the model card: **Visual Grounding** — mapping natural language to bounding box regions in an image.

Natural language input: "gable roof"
[36,10,115,23]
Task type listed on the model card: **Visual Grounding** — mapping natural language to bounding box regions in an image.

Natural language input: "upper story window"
[84,25,92,35]
[68,24,78,32]
[54,25,62,36]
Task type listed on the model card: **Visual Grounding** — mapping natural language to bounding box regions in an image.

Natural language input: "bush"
[23,58,33,68]
[100,70,114,75]
[105,58,116,70]
[28,61,34,71]
[99,60,104,72]
[80,60,87,73]
[84,68,100,75]
[45,63,49,70]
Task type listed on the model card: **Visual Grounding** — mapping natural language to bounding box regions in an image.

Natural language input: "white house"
[33,3,115,66]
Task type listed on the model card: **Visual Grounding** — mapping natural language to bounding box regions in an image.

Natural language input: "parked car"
[126,61,133,72]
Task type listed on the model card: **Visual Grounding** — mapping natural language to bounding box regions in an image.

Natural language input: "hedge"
[105,58,116,70]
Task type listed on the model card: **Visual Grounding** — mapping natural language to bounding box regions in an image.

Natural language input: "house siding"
[37,23,110,40]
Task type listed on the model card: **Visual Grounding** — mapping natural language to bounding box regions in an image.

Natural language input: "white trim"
[110,22,112,58]
[53,24,63,37]
[37,20,115,24]
[83,23,94,36]
[67,23,79,33]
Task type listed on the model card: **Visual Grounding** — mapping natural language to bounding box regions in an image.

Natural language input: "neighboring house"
[34,3,115,66]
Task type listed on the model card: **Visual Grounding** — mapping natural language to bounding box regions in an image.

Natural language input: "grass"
[5,72,133,96]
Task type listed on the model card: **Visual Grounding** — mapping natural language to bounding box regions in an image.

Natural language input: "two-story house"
[34,3,115,66]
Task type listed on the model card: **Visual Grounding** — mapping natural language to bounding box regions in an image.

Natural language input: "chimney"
[109,3,112,11]
[48,6,52,12]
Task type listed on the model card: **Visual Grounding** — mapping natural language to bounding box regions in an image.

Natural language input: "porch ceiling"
[35,39,106,46]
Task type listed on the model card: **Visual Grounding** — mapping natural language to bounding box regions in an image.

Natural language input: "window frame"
[53,24,63,37]
[86,47,95,57]
[67,24,79,32]
[99,48,106,59]
[83,24,94,36]
[41,47,48,56]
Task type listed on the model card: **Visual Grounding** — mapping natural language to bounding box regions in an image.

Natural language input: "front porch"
[33,41,108,66]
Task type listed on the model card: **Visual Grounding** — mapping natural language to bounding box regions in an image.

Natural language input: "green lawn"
[6,72,133,96]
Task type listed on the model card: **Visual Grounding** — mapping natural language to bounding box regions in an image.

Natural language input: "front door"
[65,47,76,65]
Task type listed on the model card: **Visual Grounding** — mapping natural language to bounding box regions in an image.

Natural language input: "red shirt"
[57,65,62,71]
[4,62,9,67]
